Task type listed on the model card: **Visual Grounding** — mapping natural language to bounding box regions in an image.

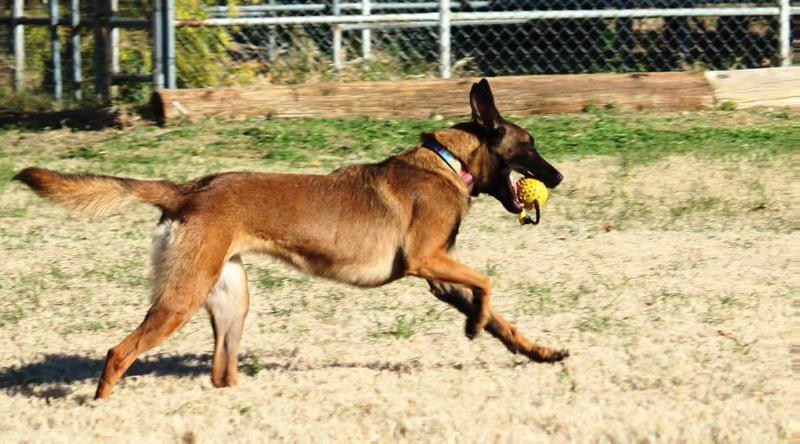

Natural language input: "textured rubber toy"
[517,178,549,208]
[517,178,548,225]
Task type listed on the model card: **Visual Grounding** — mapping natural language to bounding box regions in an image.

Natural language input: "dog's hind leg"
[94,222,232,399]
[205,254,249,388]
[407,252,492,339]
[428,280,568,362]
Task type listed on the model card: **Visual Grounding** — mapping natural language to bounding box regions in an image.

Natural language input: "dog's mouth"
[507,168,535,211]
[490,165,558,215]
[495,168,537,214]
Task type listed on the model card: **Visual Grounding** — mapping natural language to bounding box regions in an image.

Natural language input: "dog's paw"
[548,349,570,362]
[464,310,491,340]
[526,348,569,363]
[464,317,481,340]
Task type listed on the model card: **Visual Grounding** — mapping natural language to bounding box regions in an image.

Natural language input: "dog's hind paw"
[464,317,481,340]
[464,310,491,340]
[525,347,569,363]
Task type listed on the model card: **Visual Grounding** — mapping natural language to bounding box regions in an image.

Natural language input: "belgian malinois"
[14,79,567,399]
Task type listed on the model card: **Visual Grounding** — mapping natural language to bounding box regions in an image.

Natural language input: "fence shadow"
[0,108,125,131]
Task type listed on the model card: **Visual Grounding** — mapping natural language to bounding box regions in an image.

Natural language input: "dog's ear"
[469,78,503,132]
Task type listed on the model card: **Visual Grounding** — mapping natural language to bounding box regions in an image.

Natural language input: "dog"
[14,79,567,399]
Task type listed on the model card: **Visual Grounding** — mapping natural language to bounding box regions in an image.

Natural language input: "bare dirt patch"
[0,123,796,441]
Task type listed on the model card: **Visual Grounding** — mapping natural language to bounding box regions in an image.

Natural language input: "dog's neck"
[421,138,474,189]
[421,129,482,191]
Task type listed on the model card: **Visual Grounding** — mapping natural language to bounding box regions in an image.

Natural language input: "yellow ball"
[516,178,549,209]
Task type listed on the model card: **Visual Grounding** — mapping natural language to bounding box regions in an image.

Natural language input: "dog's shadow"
[2,353,532,400]
[0,353,211,400]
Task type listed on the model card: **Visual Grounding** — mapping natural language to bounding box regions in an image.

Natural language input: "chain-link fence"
[0,0,151,108]
[172,0,799,88]
[2,0,798,103]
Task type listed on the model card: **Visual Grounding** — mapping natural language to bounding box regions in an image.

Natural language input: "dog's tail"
[13,167,183,216]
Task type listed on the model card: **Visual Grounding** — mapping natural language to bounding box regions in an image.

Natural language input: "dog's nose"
[552,173,564,188]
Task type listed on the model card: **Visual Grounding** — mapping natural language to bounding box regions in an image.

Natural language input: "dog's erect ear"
[469,78,503,131]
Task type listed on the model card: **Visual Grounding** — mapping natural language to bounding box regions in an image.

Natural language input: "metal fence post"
[71,0,82,100]
[109,0,119,92]
[152,0,164,90]
[12,0,24,92]
[92,0,109,100]
[332,0,342,70]
[50,0,63,101]
[779,0,791,66]
[439,0,451,79]
[163,0,176,88]
[361,0,371,60]
[268,0,276,61]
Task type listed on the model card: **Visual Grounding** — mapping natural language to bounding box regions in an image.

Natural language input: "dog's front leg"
[427,280,568,362]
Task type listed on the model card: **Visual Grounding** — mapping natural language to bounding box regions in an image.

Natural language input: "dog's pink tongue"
[510,181,523,209]
[460,170,474,192]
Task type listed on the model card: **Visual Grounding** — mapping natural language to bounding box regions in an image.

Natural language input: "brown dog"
[14,79,567,399]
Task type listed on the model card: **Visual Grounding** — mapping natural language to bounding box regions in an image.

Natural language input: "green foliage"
[116,29,153,104]
[0,90,56,112]
[267,35,437,85]
[175,0,262,87]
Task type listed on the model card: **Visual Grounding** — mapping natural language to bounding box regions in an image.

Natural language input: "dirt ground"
[0,122,797,442]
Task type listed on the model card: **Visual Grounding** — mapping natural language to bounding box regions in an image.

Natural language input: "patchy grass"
[370,309,442,340]
[1,110,796,182]
[669,196,721,219]
[0,109,795,441]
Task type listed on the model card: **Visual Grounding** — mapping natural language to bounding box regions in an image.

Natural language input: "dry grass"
[0,111,796,442]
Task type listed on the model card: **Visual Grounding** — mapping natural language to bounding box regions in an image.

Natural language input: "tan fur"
[14,79,567,400]
[13,167,182,216]
[205,255,249,387]
[30,172,133,216]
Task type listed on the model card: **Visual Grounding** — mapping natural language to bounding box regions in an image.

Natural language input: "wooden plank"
[706,67,800,109]
[153,72,713,122]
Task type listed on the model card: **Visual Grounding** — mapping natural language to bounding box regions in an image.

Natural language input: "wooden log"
[706,67,800,109]
[153,72,714,122]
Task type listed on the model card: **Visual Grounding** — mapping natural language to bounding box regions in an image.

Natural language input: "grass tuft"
[371,309,441,340]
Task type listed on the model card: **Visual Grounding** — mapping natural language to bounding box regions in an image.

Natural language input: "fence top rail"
[205,0,782,14]
[0,16,149,27]
[206,1,491,14]
[339,19,532,30]
[3,6,794,27]
[207,4,327,13]
[176,7,791,27]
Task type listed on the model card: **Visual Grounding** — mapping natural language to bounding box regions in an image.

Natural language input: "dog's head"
[452,79,563,214]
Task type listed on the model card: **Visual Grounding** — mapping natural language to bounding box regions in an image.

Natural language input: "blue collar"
[422,139,463,175]
[422,139,474,191]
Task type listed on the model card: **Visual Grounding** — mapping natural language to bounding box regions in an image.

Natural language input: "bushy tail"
[13,167,183,216]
